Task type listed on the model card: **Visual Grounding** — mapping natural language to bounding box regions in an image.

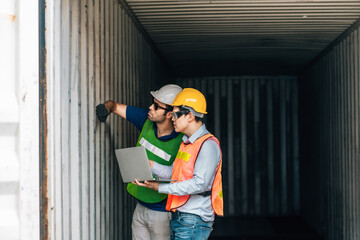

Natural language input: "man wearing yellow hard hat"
[134,88,223,240]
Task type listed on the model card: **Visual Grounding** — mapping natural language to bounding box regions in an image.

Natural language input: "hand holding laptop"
[133,178,159,191]
[115,146,176,183]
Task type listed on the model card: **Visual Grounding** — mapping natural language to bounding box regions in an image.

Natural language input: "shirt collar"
[182,124,209,144]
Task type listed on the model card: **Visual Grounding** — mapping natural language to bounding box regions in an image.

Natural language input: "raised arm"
[96,100,127,122]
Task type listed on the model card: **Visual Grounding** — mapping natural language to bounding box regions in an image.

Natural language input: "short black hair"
[165,105,174,112]
[162,105,174,116]
[195,116,204,122]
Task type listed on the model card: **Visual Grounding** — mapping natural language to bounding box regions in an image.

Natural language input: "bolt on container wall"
[300,21,360,240]
[177,76,299,217]
[45,0,173,239]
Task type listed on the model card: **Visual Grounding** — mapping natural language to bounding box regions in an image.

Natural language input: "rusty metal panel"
[46,0,172,239]
[300,23,360,240]
[176,76,299,217]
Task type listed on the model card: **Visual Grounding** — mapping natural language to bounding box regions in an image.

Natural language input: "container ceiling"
[123,0,360,76]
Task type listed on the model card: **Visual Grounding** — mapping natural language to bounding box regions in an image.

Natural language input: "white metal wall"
[300,22,360,240]
[46,0,172,239]
[0,0,39,240]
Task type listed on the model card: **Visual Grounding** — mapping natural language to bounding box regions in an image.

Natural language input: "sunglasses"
[171,109,190,120]
[152,99,173,111]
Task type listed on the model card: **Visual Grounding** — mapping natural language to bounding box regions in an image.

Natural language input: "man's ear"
[187,112,196,122]
[165,111,173,119]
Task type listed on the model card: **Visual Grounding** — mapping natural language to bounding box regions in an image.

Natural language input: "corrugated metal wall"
[43,0,360,238]
[46,0,172,239]
[299,24,360,240]
[176,76,299,217]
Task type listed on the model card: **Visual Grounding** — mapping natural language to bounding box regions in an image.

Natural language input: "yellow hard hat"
[171,88,207,114]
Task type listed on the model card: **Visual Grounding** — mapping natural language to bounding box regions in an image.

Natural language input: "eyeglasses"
[152,99,173,111]
[171,109,190,120]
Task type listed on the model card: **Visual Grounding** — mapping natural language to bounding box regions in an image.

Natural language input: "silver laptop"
[115,146,175,183]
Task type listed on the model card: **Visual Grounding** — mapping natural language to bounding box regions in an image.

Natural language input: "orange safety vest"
[165,133,224,216]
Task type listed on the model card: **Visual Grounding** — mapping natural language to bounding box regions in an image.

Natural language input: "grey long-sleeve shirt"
[152,124,221,222]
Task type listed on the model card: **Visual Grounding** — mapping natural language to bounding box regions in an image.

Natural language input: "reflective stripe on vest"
[175,151,191,162]
[127,119,183,203]
[139,137,171,162]
[165,133,224,216]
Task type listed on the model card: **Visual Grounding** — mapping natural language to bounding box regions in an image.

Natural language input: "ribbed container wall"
[299,25,360,239]
[176,76,299,217]
[46,0,172,239]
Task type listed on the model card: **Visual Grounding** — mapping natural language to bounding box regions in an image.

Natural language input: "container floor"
[209,216,324,240]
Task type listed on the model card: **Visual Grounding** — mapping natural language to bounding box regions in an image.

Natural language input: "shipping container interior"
[45,1,360,240]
